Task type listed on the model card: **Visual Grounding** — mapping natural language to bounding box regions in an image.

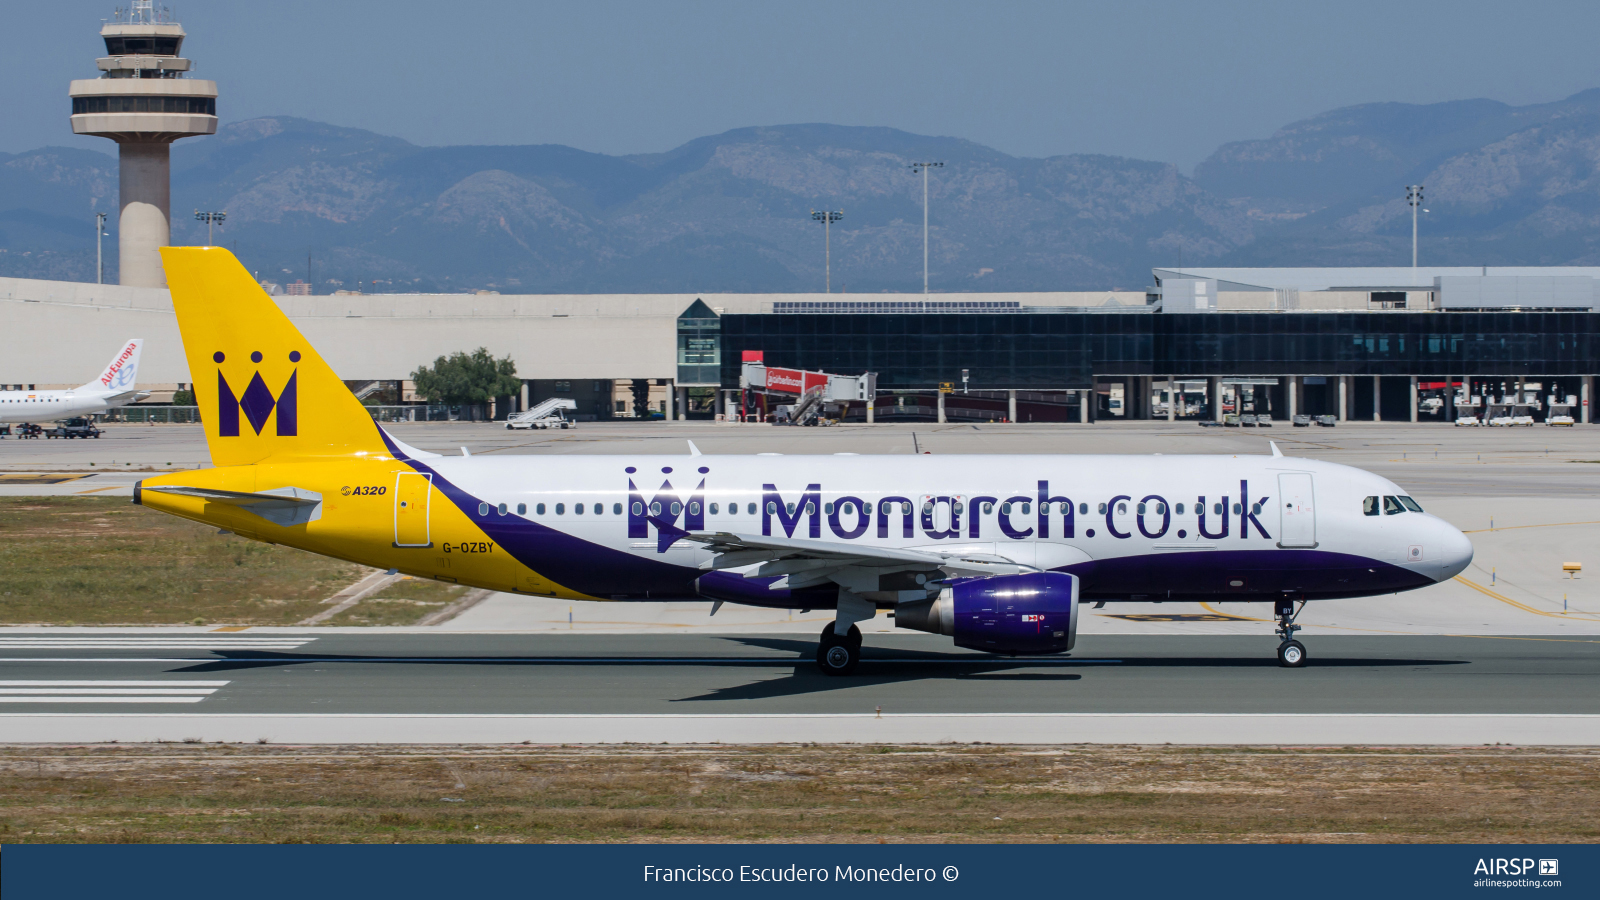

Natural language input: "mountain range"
[8,89,1600,292]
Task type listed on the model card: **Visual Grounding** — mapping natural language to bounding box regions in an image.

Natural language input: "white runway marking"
[0,712,1594,745]
[0,637,313,650]
[0,679,229,704]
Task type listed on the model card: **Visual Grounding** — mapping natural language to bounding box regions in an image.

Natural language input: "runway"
[2,632,1596,744]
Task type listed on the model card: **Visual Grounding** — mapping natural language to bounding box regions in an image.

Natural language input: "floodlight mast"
[810,208,843,293]
[1407,185,1424,268]
[194,209,226,246]
[909,161,943,293]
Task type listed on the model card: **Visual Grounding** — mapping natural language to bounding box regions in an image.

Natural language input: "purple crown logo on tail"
[214,349,299,437]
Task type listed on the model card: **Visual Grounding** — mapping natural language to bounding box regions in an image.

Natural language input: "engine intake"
[895,571,1079,654]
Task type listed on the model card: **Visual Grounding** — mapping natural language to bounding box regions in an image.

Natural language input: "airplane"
[0,338,148,424]
[135,248,1474,672]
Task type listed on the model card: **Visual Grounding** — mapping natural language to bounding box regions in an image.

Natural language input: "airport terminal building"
[3,264,1599,424]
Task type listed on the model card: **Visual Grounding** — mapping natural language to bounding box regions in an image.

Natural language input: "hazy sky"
[10,0,1600,170]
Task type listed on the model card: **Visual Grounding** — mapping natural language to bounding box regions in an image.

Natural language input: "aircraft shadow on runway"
[166,638,1469,705]
[662,637,1470,703]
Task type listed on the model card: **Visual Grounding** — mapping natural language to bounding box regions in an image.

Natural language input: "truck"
[46,417,102,439]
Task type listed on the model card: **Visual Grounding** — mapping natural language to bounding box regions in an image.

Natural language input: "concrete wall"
[0,277,1151,386]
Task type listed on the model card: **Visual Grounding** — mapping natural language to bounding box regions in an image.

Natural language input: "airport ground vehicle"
[1291,414,1311,427]
[46,417,102,439]
[505,398,576,430]
[1315,415,1337,427]
[135,248,1475,672]
[1549,415,1576,426]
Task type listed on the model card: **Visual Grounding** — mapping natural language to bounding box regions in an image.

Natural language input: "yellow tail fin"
[160,246,387,466]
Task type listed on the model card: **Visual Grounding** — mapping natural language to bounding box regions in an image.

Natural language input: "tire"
[816,636,861,675]
[1277,640,1307,668]
[816,623,863,676]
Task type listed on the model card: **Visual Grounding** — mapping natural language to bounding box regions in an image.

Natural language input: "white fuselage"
[0,388,128,424]
[403,449,1473,604]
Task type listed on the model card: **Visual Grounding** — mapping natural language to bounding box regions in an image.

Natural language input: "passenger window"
[825,502,834,515]
[1232,503,1241,515]
[1097,502,1107,515]
[1399,496,1424,512]
[982,502,992,514]
[1022,502,1031,515]
[650,502,661,516]
[556,503,565,515]
[1363,496,1379,516]
[574,503,583,515]
[710,503,719,515]
[688,502,700,515]
[497,503,507,516]
[631,502,642,516]
[1117,502,1127,515]
[1176,503,1185,515]
[767,502,777,514]
[517,503,526,515]
[901,501,912,515]
[477,502,489,516]
[1001,502,1012,515]
[1079,503,1088,515]
[613,503,622,515]
[537,503,546,515]
[1137,503,1146,515]
[1383,496,1404,515]
[1157,502,1167,515]
[1056,502,1067,514]
[671,502,683,515]
[1213,503,1222,516]
[786,503,795,515]
[748,503,757,515]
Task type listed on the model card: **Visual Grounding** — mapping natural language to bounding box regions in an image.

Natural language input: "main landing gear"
[1274,597,1307,668]
[816,623,862,675]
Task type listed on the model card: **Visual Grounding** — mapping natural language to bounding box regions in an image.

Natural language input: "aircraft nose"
[1433,519,1474,582]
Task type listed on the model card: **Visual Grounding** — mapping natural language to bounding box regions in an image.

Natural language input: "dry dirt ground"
[0,745,1594,844]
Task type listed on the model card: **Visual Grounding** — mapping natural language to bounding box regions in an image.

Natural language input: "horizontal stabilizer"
[141,485,323,527]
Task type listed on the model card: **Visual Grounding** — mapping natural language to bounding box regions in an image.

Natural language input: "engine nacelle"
[895,571,1079,654]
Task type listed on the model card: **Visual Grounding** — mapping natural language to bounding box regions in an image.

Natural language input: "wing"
[683,531,1035,597]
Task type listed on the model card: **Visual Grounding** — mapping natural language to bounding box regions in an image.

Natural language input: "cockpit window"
[1398,496,1424,513]
[1362,496,1379,517]
[1382,495,1405,515]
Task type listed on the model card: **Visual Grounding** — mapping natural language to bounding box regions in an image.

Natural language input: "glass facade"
[72,96,216,115]
[676,299,722,386]
[721,311,1600,389]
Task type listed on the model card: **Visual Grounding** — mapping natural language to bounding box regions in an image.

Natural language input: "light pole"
[1406,185,1424,267]
[810,209,843,293]
[95,212,107,285]
[909,161,943,293]
[194,209,226,246]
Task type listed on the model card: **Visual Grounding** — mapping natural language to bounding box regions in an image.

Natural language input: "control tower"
[69,2,217,287]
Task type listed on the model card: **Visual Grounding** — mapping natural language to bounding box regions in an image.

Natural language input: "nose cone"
[1434,519,1474,582]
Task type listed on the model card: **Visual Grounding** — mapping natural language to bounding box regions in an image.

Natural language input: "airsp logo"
[1540,859,1559,876]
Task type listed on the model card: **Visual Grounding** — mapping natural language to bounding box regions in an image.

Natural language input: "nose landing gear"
[1274,597,1307,668]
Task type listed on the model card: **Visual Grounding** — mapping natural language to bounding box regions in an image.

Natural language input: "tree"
[410,348,521,405]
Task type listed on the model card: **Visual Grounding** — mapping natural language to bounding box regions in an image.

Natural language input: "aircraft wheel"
[1277,640,1307,668]
[816,623,863,676]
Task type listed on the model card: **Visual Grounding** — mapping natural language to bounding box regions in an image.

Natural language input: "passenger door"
[393,471,433,548]
[1277,472,1316,548]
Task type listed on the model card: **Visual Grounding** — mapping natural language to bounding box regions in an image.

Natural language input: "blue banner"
[3,844,1593,899]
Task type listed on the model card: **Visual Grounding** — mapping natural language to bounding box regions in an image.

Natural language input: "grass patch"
[0,497,364,625]
[0,745,1595,844]
[323,577,467,626]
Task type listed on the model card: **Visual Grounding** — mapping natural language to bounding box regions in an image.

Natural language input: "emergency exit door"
[393,471,433,548]
[1277,472,1316,548]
